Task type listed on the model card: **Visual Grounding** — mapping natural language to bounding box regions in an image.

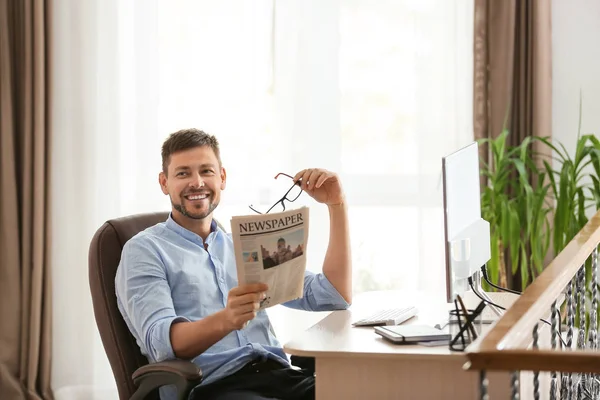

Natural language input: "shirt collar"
[165,213,218,244]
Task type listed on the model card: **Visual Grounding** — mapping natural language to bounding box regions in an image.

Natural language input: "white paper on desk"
[417,340,449,347]
[230,207,309,310]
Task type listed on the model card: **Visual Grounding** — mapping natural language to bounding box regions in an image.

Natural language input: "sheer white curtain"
[50,0,473,398]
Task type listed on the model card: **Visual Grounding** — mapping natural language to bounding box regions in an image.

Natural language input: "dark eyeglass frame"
[249,172,303,214]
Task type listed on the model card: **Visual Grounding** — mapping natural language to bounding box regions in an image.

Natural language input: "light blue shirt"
[115,214,349,400]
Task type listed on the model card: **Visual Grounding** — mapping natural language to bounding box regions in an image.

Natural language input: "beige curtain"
[474,0,552,151]
[0,1,53,399]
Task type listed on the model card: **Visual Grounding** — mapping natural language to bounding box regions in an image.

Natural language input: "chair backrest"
[89,212,169,400]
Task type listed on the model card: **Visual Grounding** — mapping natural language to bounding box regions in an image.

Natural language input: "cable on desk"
[480,264,568,347]
[467,277,568,348]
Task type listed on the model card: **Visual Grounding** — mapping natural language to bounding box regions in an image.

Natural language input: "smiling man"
[115,128,352,400]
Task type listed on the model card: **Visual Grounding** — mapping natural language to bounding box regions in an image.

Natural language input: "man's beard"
[172,192,218,220]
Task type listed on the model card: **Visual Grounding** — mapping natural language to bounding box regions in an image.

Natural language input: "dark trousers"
[189,362,314,400]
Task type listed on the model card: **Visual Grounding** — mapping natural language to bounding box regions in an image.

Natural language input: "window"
[147,0,474,296]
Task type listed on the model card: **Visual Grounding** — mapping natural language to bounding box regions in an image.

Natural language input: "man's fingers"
[292,168,335,190]
[315,173,329,188]
[227,283,267,329]
[293,169,306,183]
[232,292,265,307]
[237,309,258,329]
[301,169,313,190]
[237,302,260,315]
[307,169,321,191]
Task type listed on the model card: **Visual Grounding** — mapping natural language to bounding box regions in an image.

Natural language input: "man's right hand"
[223,283,269,330]
[169,282,269,360]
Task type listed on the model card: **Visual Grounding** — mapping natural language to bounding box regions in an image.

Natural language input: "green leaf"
[577,187,587,227]
[536,136,566,161]
[520,246,529,289]
[510,207,521,274]
[489,232,500,285]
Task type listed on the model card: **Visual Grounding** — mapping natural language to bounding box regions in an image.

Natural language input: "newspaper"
[230,206,309,309]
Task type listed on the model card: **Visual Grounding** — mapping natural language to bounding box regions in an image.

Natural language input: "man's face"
[159,146,226,221]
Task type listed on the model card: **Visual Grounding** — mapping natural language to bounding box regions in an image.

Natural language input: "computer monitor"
[441,142,491,303]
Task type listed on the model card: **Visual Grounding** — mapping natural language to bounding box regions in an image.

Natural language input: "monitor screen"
[442,142,491,302]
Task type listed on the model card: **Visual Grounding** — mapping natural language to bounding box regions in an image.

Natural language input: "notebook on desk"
[374,325,451,344]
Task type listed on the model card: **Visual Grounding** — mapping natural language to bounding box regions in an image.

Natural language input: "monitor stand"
[469,270,504,317]
[461,271,520,324]
[435,272,519,329]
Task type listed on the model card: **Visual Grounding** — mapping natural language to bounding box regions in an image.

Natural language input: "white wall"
[552,0,600,151]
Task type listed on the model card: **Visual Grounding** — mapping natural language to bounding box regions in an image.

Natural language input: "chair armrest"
[133,359,203,381]
[131,360,203,400]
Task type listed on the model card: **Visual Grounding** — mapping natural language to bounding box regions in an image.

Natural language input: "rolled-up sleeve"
[115,237,189,362]
[283,270,350,311]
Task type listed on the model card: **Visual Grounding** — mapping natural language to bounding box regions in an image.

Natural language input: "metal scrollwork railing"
[533,323,540,400]
[564,279,575,400]
[577,265,586,351]
[593,248,599,398]
[511,371,520,400]
[480,370,489,400]
[467,211,600,400]
[551,300,558,400]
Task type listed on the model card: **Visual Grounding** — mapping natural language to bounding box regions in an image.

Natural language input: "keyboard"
[352,306,418,327]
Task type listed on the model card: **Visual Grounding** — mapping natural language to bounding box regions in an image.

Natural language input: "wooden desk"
[284,291,516,400]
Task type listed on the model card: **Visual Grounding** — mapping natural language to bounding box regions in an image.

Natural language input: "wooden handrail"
[466,209,600,373]
[466,349,600,374]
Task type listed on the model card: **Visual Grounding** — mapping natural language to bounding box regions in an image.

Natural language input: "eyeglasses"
[249,173,303,214]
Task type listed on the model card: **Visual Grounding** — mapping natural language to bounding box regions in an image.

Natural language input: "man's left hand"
[293,168,345,206]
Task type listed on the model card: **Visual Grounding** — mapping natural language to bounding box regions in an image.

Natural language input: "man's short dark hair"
[161,128,221,175]
[277,238,286,244]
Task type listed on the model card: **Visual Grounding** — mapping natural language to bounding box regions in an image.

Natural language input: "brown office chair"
[88,212,203,400]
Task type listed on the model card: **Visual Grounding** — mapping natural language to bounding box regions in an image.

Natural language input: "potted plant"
[537,134,595,256]
[480,124,600,294]
[479,131,552,291]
